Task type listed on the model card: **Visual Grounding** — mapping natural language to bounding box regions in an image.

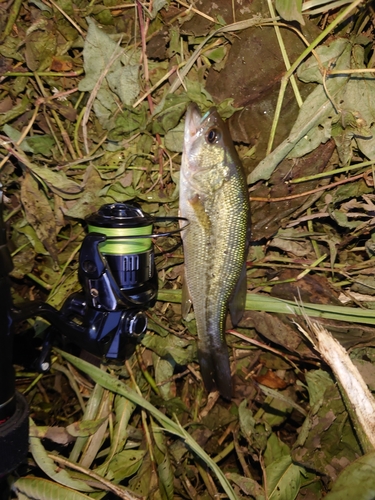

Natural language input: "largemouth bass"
[179,103,250,399]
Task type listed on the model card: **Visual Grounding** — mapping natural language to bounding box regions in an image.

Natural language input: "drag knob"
[124,311,147,337]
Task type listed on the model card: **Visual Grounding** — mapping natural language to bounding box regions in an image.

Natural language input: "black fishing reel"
[13,202,186,368]
[52,202,160,362]
[0,197,186,477]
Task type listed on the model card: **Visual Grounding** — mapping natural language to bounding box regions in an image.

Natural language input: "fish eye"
[206,128,220,144]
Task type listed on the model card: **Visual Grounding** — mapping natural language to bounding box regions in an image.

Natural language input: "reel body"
[60,203,159,361]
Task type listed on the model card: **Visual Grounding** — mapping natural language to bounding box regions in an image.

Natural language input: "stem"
[266,0,366,153]
[0,0,23,42]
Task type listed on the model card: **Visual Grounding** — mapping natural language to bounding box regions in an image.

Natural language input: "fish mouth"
[184,103,202,145]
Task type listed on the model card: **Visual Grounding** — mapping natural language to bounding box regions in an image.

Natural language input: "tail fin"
[198,344,232,400]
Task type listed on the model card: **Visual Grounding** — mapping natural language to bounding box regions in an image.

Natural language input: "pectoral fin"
[228,262,247,326]
[189,194,211,231]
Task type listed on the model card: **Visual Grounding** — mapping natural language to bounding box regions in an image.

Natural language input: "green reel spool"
[85,202,189,289]
[86,203,155,289]
[87,224,153,255]
[86,203,154,255]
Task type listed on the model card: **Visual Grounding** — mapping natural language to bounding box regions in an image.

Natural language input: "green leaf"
[152,93,190,135]
[0,33,25,62]
[47,271,81,310]
[142,332,196,365]
[238,399,268,452]
[204,45,226,63]
[10,147,81,198]
[292,377,361,477]
[330,209,361,229]
[14,477,93,500]
[154,355,175,401]
[339,45,375,160]
[106,58,140,106]
[275,0,304,24]
[289,43,352,156]
[110,394,136,455]
[30,164,82,198]
[79,18,140,106]
[3,124,33,152]
[66,417,108,437]
[3,124,55,156]
[29,0,52,12]
[238,399,256,443]
[324,452,375,500]
[62,164,110,218]
[164,121,184,152]
[92,87,117,124]
[25,29,57,71]
[26,135,55,156]
[157,289,375,325]
[297,38,349,84]
[266,455,302,500]
[0,95,29,127]
[152,420,174,500]
[20,171,58,261]
[147,316,172,337]
[95,394,136,476]
[216,98,240,120]
[56,350,239,500]
[29,419,95,492]
[227,473,266,499]
[10,246,36,279]
[77,18,119,91]
[305,370,332,410]
[185,78,214,109]
[106,449,146,481]
[259,389,294,429]
[258,385,307,417]
[109,104,148,139]
[63,191,112,219]
[128,453,155,497]
[293,39,375,164]
[249,41,351,183]
[151,0,168,19]
[15,222,48,255]
[264,433,290,467]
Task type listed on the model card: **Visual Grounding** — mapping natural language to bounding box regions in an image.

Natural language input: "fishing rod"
[0,188,187,478]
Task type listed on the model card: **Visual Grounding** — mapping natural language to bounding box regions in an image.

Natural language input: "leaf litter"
[2,0,375,499]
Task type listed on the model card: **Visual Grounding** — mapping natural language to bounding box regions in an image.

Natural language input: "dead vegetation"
[2,0,375,498]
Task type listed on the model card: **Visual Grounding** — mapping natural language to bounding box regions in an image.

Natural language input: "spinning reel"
[0,195,186,477]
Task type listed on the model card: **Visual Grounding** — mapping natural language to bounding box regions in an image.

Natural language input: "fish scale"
[180,103,250,399]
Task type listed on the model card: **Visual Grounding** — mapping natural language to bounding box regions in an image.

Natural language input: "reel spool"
[86,203,155,290]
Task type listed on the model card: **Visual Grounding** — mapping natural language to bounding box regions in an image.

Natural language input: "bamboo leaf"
[29,426,95,493]
[55,349,240,500]
[66,416,108,437]
[157,289,375,325]
[95,394,136,475]
[13,477,93,500]
[106,449,146,482]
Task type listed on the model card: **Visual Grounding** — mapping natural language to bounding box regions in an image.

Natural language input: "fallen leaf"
[20,171,59,262]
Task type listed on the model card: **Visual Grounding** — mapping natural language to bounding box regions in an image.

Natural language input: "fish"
[179,103,250,400]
